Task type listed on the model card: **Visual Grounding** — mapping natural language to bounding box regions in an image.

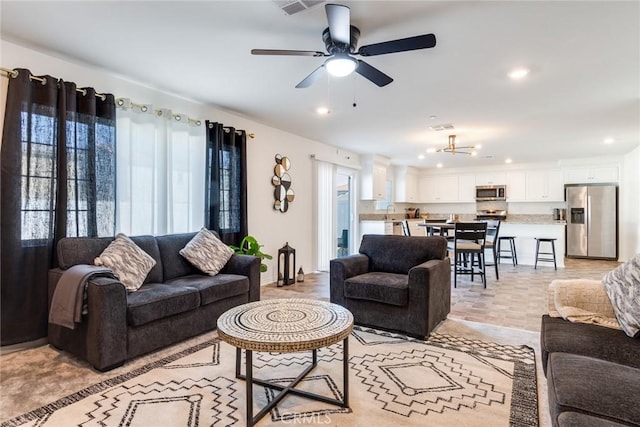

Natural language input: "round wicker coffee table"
[217,298,354,426]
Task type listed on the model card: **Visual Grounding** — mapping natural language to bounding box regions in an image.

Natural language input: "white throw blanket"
[548,279,621,330]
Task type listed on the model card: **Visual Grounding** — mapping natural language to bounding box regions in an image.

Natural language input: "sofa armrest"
[407,257,452,334]
[85,277,128,370]
[330,254,370,306]
[221,254,261,302]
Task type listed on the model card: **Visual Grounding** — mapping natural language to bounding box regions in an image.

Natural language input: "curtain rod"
[1,66,106,100]
[222,126,255,139]
[116,97,203,127]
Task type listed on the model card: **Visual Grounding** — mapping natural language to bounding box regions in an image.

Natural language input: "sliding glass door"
[336,171,353,258]
[314,161,356,271]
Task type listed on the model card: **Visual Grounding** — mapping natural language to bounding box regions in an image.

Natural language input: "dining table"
[418,221,456,237]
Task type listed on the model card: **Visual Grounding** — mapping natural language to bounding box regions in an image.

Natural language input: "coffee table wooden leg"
[246,349,253,427]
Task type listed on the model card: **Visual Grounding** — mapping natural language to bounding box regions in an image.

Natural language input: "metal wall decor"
[272,154,295,212]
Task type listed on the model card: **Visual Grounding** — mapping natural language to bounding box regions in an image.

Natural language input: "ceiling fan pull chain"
[352,73,357,108]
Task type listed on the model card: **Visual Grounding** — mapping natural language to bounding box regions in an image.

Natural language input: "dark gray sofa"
[541,315,640,427]
[330,234,451,339]
[48,232,260,371]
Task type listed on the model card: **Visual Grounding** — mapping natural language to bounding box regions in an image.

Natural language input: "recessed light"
[604,137,615,144]
[471,151,477,156]
[316,107,330,115]
[436,163,443,168]
[429,115,437,120]
[418,154,425,160]
[474,144,482,149]
[508,68,529,80]
[505,158,513,164]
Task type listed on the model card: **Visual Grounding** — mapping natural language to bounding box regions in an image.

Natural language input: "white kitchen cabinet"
[360,156,388,200]
[394,166,420,203]
[359,220,386,245]
[564,165,618,184]
[475,172,506,186]
[506,171,527,201]
[458,174,477,202]
[419,175,458,203]
[526,169,564,201]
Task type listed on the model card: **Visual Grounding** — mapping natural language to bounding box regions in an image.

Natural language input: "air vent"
[429,123,455,131]
[273,0,326,15]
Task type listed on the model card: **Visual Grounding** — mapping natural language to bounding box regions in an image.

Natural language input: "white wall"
[1,39,361,284]
[620,145,640,261]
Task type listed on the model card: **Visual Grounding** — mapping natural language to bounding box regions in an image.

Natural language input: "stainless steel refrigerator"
[566,184,617,259]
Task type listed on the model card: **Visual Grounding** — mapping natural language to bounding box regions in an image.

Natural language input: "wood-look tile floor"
[263,257,620,332]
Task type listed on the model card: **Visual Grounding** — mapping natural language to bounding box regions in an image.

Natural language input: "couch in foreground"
[542,277,640,427]
[48,232,260,371]
[329,234,451,339]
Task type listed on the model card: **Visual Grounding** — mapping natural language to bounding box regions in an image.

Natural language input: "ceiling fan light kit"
[325,54,358,77]
[252,3,436,88]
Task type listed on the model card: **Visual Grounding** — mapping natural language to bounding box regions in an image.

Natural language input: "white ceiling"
[1,1,639,168]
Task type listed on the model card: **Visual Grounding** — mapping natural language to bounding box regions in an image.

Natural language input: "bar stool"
[534,237,557,270]
[497,236,518,266]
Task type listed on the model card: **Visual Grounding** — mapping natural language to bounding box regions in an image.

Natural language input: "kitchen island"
[499,221,566,268]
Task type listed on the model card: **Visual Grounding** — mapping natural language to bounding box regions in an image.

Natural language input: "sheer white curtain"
[315,160,335,271]
[116,102,205,235]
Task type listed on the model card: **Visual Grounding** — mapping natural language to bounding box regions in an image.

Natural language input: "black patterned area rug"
[3,327,537,427]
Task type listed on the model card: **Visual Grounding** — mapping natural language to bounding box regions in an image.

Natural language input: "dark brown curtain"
[204,121,247,246]
[1,68,116,346]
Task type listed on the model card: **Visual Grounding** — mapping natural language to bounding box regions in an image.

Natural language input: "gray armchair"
[330,234,451,339]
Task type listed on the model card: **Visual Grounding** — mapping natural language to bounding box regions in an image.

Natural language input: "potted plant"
[230,235,273,273]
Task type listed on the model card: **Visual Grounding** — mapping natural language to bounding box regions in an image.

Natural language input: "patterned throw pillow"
[602,253,640,338]
[180,228,234,276]
[94,234,156,292]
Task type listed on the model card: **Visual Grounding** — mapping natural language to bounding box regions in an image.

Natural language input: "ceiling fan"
[251,3,437,88]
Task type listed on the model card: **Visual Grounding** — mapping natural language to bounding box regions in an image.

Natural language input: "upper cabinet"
[506,171,527,201]
[526,169,564,201]
[419,175,459,202]
[393,166,420,203]
[475,172,506,186]
[360,155,389,200]
[564,165,618,184]
[458,174,477,202]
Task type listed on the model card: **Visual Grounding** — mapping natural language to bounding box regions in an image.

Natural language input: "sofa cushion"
[156,232,201,281]
[359,235,447,274]
[344,272,409,306]
[540,315,640,374]
[56,235,163,284]
[547,352,640,426]
[179,228,234,276]
[602,253,640,338]
[165,274,249,305]
[94,234,156,292]
[126,283,200,326]
[557,412,631,427]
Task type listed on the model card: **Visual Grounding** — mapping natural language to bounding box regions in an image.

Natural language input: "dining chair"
[483,220,501,280]
[426,219,453,240]
[401,219,411,236]
[449,221,488,288]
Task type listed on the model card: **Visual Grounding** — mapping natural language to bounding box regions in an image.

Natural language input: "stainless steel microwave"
[475,185,506,201]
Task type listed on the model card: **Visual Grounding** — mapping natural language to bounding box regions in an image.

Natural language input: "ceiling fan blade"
[358,33,436,56]
[325,4,351,45]
[251,49,326,57]
[356,60,393,87]
[295,65,326,88]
